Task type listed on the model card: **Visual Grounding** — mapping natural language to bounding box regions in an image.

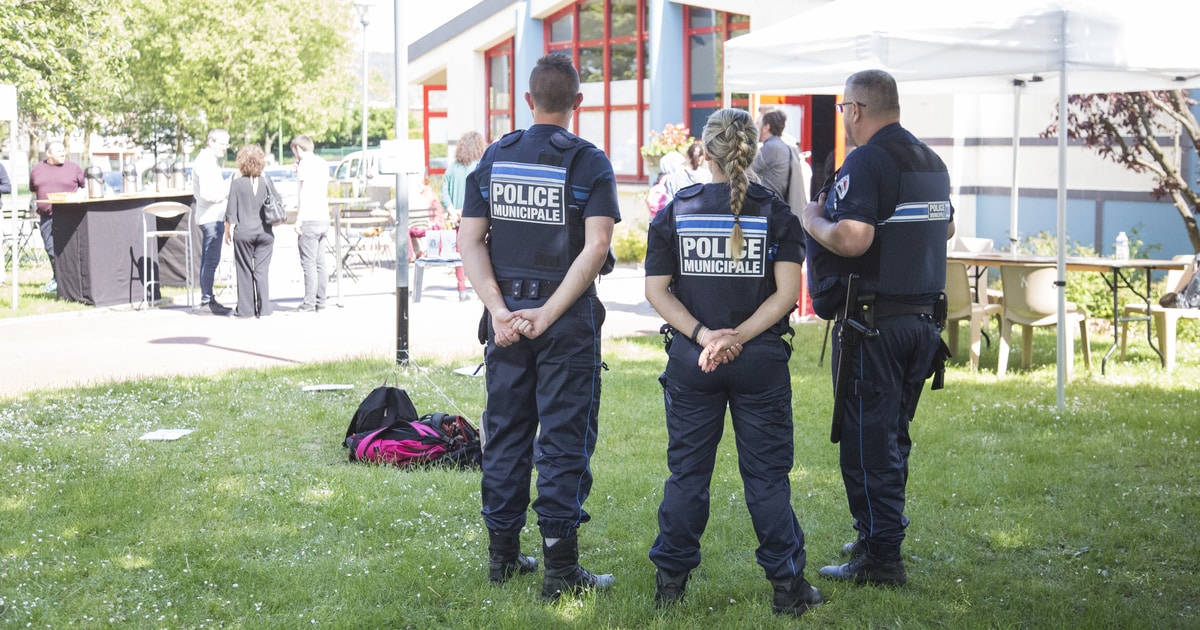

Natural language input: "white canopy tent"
[725,0,1200,408]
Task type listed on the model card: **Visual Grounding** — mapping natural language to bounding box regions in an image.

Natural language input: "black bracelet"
[691,322,703,344]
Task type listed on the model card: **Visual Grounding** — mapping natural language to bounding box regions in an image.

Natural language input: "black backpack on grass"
[345,385,420,438]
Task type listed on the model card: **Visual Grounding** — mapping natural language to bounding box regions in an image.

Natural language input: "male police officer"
[801,69,954,586]
[459,54,620,601]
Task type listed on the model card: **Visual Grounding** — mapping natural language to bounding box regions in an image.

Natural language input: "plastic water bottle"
[1114,231,1130,260]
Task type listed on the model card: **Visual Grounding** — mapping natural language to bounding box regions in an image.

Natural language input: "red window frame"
[682,9,750,134]
[544,0,649,183]
[424,84,447,176]
[485,39,516,143]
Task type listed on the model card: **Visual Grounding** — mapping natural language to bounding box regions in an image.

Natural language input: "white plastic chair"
[1120,254,1200,371]
[997,265,1091,378]
[141,202,194,309]
[945,261,1002,372]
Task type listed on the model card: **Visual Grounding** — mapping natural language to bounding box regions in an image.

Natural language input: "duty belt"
[870,300,935,319]
[497,279,562,299]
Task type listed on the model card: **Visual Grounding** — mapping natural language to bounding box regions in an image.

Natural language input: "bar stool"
[141,202,194,309]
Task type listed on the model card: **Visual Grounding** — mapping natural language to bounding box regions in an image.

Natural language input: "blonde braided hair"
[702,108,758,259]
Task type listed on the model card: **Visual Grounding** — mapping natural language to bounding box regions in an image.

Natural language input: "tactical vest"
[669,183,791,336]
[814,140,950,299]
[485,129,592,282]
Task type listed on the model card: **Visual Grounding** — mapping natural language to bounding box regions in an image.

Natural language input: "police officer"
[644,108,823,617]
[802,69,955,586]
[458,54,620,601]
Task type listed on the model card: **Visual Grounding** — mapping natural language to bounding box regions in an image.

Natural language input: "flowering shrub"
[640,123,695,159]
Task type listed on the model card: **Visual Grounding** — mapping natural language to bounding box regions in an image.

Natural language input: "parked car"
[263,164,299,213]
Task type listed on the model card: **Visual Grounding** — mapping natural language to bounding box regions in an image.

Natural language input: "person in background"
[664,140,711,199]
[290,134,329,312]
[192,129,232,315]
[751,109,790,199]
[643,107,822,616]
[459,54,619,602]
[440,130,487,301]
[802,69,954,588]
[28,139,86,295]
[645,171,670,219]
[223,145,276,318]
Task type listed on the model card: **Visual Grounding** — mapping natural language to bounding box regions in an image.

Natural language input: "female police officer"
[643,108,823,617]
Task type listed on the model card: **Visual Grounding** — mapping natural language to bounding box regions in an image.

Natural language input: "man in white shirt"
[290,135,330,312]
[192,129,231,314]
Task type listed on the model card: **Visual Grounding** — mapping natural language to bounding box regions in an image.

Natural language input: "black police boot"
[487,531,538,584]
[818,542,906,586]
[654,568,690,607]
[841,537,866,559]
[540,533,615,601]
[770,574,825,616]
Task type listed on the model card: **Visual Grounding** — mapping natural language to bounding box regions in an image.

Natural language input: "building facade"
[409,0,1198,256]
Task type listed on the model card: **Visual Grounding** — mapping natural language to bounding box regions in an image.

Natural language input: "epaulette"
[497,129,524,148]
[676,183,704,199]
[549,130,578,151]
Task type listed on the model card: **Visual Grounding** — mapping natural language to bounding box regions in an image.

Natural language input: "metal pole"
[360,15,370,197]
[1010,79,1023,254]
[1055,14,1068,411]
[394,0,410,365]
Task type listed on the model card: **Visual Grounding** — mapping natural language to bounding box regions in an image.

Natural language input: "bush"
[1020,227,1165,324]
[613,228,647,265]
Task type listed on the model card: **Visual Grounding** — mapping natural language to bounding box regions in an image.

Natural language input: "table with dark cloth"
[49,191,199,307]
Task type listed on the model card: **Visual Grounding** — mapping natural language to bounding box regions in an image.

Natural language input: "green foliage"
[613,227,647,264]
[0,0,132,136]
[1021,231,1114,319]
[1,329,1199,627]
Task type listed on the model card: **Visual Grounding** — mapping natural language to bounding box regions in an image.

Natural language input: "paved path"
[0,237,663,398]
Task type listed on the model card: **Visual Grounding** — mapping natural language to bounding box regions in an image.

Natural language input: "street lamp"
[354,1,374,196]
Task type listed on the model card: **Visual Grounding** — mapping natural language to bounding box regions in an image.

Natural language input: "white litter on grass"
[453,364,485,377]
[139,429,194,441]
[301,384,355,392]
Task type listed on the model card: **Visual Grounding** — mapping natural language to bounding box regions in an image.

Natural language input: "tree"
[118,0,357,156]
[0,0,132,154]
[1048,90,1200,253]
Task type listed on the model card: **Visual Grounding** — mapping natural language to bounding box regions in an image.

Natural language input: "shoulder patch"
[549,130,578,151]
[498,129,524,148]
[746,182,773,201]
[676,183,704,199]
[834,174,850,200]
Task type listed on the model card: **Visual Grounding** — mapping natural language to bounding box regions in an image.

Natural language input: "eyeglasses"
[836,101,867,113]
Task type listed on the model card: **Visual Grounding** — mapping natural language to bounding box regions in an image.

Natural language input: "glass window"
[689,32,719,102]
[579,45,604,84]
[489,55,510,111]
[486,40,515,142]
[610,0,637,38]
[578,110,605,149]
[685,7,751,143]
[609,109,638,175]
[550,15,573,43]
[689,9,716,29]
[427,90,448,114]
[610,42,637,81]
[489,115,510,142]
[579,0,604,41]
[545,0,649,180]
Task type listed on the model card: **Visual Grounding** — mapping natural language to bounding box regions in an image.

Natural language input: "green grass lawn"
[1,325,1198,628]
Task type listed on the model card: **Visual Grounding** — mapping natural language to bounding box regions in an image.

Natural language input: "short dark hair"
[846,69,900,114]
[528,54,580,114]
[761,110,786,137]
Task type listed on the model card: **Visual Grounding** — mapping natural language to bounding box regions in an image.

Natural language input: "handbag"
[261,178,287,226]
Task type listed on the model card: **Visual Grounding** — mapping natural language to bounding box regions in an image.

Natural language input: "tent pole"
[1055,18,1068,411]
[1010,80,1023,253]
